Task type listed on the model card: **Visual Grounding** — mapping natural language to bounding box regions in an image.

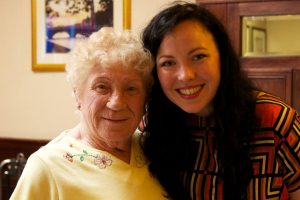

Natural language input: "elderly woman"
[10,27,167,200]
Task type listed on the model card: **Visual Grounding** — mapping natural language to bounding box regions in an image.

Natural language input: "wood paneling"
[0,138,48,162]
[244,68,292,104]
[197,0,300,112]
[201,4,228,26]
[293,70,300,112]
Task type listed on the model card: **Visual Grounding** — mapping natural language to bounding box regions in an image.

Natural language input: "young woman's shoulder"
[251,92,300,197]
[256,91,290,106]
[254,91,298,135]
[255,91,295,114]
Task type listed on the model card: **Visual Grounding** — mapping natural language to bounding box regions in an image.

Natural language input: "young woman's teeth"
[179,87,201,95]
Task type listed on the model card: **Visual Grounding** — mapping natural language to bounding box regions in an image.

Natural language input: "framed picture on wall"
[252,27,266,54]
[31,0,131,71]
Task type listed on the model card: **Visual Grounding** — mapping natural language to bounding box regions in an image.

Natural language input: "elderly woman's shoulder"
[31,131,71,159]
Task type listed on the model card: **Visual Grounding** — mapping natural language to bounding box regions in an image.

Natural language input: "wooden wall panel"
[0,138,48,162]
[293,69,300,112]
[244,68,292,104]
[200,3,228,27]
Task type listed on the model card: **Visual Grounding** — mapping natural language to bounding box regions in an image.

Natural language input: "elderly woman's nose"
[106,91,126,111]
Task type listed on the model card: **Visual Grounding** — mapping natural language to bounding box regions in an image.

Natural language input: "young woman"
[141,2,300,200]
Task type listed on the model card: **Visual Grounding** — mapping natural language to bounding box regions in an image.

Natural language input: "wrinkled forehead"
[92,61,141,74]
[89,63,144,82]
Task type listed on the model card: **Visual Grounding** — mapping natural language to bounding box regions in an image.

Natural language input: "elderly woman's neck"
[69,124,132,163]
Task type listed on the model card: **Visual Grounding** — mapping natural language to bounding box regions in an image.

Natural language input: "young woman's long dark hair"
[141,2,258,200]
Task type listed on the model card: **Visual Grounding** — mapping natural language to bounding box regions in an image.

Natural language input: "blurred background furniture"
[0,138,48,200]
[0,153,26,200]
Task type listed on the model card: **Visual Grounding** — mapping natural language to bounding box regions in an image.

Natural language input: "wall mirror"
[242,14,300,57]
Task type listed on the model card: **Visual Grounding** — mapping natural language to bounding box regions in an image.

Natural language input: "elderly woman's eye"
[127,86,139,94]
[95,84,108,92]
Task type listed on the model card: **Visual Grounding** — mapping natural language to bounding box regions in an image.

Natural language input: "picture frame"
[31,0,131,71]
[252,27,266,54]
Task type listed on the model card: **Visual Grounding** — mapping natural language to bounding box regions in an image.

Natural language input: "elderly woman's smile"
[76,65,147,156]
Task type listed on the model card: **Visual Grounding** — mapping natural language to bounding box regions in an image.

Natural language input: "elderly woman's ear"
[73,89,81,110]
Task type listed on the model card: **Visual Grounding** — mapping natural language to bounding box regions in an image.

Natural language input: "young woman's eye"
[159,60,176,67]
[192,54,206,61]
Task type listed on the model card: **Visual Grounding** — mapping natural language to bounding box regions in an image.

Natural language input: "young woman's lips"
[176,85,203,99]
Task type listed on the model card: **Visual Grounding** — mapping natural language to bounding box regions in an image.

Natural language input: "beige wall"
[0,0,194,140]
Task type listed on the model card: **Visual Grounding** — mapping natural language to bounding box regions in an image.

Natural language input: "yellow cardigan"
[10,130,167,200]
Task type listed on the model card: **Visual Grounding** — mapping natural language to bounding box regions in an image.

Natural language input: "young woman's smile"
[176,84,204,99]
[156,20,221,116]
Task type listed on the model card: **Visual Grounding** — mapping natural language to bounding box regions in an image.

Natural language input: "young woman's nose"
[178,63,196,81]
[106,91,126,111]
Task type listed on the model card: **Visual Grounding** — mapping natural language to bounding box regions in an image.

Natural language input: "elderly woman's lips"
[102,117,128,122]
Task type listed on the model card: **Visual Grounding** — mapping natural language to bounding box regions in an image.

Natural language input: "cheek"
[137,93,147,111]
[82,95,103,115]
[157,70,172,91]
[206,58,221,84]
[136,96,146,113]
[213,64,221,85]
[209,65,221,93]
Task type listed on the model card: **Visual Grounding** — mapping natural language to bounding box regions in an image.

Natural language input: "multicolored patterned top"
[182,92,300,200]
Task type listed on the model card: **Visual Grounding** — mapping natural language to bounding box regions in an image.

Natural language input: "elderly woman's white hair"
[66,27,154,97]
